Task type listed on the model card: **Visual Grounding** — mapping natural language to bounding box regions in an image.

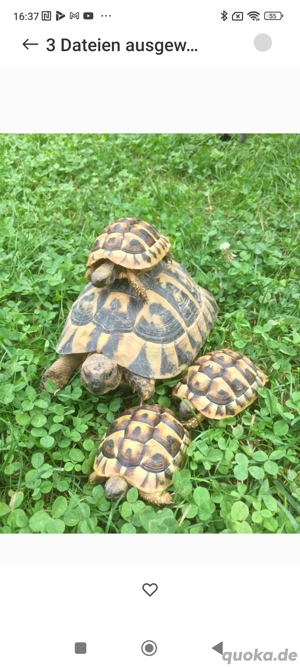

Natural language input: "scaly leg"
[126,269,148,302]
[123,369,156,405]
[89,472,106,485]
[40,353,88,393]
[182,417,199,429]
[139,490,173,505]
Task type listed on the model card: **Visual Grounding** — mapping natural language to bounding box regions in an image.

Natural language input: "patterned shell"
[173,348,267,419]
[92,404,191,493]
[86,217,171,271]
[56,260,218,379]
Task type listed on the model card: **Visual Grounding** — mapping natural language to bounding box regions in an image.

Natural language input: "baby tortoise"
[90,404,191,505]
[86,217,172,302]
[172,348,267,427]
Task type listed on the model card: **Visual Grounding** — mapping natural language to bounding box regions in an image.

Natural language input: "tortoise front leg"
[123,369,155,405]
[40,353,88,393]
[126,269,148,302]
[165,251,173,263]
[89,472,106,485]
[182,417,199,429]
[139,490,173,505]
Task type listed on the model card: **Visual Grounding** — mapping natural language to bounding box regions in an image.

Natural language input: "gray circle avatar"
[254,34,272,51]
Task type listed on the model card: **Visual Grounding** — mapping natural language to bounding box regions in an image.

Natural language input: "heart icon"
[142,583,158,597]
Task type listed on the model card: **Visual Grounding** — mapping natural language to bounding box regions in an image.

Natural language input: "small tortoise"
[40,260,218,404]
[85,217,172,302]
[172,348,267,427]
[89,404,191,504]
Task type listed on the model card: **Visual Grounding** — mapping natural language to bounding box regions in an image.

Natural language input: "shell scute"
[101,437,119,460]
[117,439,146,467]
[125,420,153,443]
[141,448,171,474]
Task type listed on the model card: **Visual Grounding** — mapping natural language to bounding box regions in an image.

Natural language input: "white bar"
[0,66,299,132]
[1,535,300,566]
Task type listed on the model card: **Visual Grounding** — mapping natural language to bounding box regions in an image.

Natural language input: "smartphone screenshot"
[0,2,299,666]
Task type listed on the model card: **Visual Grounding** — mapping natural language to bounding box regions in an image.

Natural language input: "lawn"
[0,133,299,534]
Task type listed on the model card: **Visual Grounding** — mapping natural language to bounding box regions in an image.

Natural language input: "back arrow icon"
[212,642,224,655]
[23,39,39,50]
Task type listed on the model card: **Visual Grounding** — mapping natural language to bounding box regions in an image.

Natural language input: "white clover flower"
[220,242,237,262]
[220,242,230,251]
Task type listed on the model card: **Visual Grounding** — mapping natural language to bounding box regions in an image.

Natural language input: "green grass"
[0,133,299,534]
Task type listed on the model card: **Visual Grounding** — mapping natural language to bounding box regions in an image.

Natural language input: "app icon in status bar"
[41,11,95,20]
[41,11,52,20]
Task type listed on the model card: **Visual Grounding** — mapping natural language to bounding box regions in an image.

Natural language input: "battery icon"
[264,12,284,19]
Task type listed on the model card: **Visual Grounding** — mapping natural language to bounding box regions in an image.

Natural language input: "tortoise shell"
[86,217,171,271]
[56,260,218,379]
[92,404,190,494]
[172,348,267,419]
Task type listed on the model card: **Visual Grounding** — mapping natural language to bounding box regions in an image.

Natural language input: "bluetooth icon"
[221,10,228,20]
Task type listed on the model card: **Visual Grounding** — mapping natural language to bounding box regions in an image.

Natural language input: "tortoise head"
[90,261,119,287]
[105,476,129,500]
[178,399,194,420]
[80,353,122,396]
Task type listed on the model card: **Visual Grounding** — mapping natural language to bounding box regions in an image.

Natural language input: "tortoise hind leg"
[40,353,88,393]
[126,269,148,302]
[165,251,173,263]
[139,490,173,505]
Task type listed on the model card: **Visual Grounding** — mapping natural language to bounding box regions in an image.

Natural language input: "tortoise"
[85,217,172,302]
[40,260,218,404]
[172,348,267,427]
[89,404,191,504]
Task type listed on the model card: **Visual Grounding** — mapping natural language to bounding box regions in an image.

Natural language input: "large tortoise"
[85,217,172,302]
[40,260,218,404]
[90,404,191,504]
[172,348,267,426]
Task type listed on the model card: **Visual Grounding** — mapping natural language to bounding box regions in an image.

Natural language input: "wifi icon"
[248,11,260,20]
